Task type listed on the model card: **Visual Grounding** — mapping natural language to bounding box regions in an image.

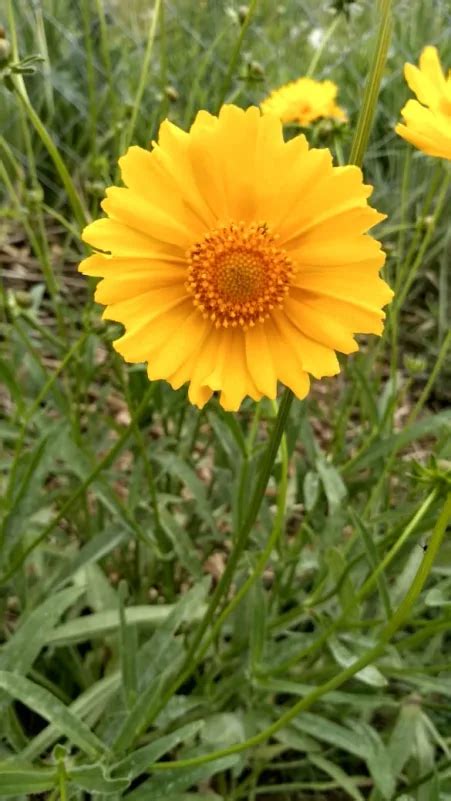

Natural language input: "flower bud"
[238,5,249,24]
[164,84,179,102]
[403,354,426,375]
[249,60,264,79]
[0,37,11,63]
[25,186,44,209]
[15,290,33,308]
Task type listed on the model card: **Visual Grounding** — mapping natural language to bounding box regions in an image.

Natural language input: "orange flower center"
[186,222,294,329]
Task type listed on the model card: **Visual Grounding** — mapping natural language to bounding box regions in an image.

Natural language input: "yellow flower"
[80,105,392,411]
[395,46,451,160]
[260,77,347,126]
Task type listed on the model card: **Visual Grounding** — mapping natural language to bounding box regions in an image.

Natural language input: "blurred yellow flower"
[80,105,392,411]
[396,46,451,160]
[260,77,347,126]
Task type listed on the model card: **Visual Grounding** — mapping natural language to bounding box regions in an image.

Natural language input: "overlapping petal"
[396,46,451,160]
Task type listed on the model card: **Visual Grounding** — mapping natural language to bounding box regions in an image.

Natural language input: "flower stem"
[348,0,393,168]
[6,0,87,229]
[124,0,162,149]
[113,388,294,750]
[176,387,294,658]
[197,408,289,660]
[306,15,341,78]
[215,0,258,111]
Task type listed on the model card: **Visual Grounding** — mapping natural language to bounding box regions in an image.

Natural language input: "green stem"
[113,388,294,750]
[11,86,87,230]
[7,0,86,229]
[117,367,175,598]
[215,0,258,111]
[393,171,450,314]
[306,16,341,77]
[348,0,393,168]
[150,492,451,771]
[407,329,451,427]
[198,412,289,659]
[124,0,162,148]
[94,0,119,149]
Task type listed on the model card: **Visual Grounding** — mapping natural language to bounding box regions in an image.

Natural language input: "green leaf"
[425,586,451,607]
[202,713,246,749]
[387,702,421,776]
[309,754,365,801]
[0,359,25,416]
[207,409,246,462]
[249,580,266,672]
[292,712,370,759]
[328,637,387,688]
[0,764,57,795]
[69,763,130,793]
[123,756,239,801]
[0,672,106,758]
[21,675,121,762]
[359,722,396,800]
[0,585,85,713]
[316,457,347,513]
[0,585,83,674]
[112,721,205,781]
[155,453,217,531]
[45,605,175,646]
[159,508,203,579]
[48,526,128,590]
[118,581,138,710]
[303,470,320,512]
[325,548,359,620]
[344,411,451,473]
[113,579,210,752]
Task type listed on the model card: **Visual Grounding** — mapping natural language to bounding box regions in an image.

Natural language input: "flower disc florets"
[186,222,294,329]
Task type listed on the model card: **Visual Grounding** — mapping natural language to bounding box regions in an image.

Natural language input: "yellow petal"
[113,298,193,363]
[395,122,451,158]
[271,310,340,378]
[291,234,384,267]
[284,295,359,354]
[94,266,185,303]
[217,329,253,411]
[101,187,194,248]
[264,318,310,399]
[103,284,186,326]
[244,324,277,399]
[82,218,183,259]
[292,289,386,335]
[147,310,210,379]
[293,269,393,309]
[419,46,446,89]
[79,253,185,279]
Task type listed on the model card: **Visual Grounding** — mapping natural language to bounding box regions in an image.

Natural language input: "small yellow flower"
[396,46,451,160]
[260,77,347,126]
[80,105,392,411]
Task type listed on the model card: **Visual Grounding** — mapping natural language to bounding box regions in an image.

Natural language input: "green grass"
[1,0,451,799]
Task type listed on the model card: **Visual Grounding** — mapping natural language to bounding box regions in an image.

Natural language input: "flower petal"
[245,324,277,398]
[82,218,183,259]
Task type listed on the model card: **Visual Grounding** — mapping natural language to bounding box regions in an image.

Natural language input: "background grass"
[0,0,451,799]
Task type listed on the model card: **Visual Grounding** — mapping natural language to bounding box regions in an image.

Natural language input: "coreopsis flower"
[396,46,451,160]
[80,105,392,411]
[260,77,347,126]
